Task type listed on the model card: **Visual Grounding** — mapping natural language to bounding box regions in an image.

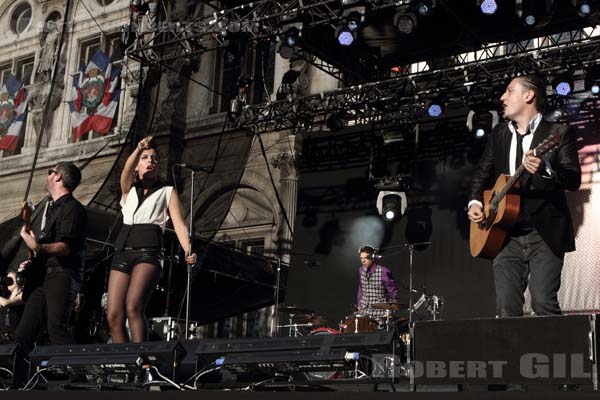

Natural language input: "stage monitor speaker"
[195,331,395,357]
[0,344,17,387]
[29,341,185,388]
[191,331,397,383]
[413,314,599,387]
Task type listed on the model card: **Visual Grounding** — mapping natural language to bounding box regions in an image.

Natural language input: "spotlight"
[394,9,417,34]
[515,0,555,28]
[572,0,592,17]
[284,27,300,47]
[277,23,303,59]
[335,8,364,46]
[335,24,356,46]
[425,98,445,118]
[346,15,361,32]
[478,0,498,15]
[552,75,573,96]
[414,0,437,16]
[585,65,600,94]
[466,109,499,139]
[376,191,407,222]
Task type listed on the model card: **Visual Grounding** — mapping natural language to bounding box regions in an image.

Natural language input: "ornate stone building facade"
[0,0,339,336]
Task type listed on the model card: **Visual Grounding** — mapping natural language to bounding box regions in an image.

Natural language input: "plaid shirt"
[357,264,399,318]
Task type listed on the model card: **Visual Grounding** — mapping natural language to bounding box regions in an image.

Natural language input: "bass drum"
[309,327,341,335]
[306,327,342,380]
[340,314,379,333]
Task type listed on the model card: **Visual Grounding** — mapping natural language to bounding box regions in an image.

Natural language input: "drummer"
[356,245,399,320]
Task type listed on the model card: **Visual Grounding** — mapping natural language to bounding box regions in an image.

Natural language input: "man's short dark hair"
[359,245,375,255]
[516,74,547,111]
[56,161,82,191]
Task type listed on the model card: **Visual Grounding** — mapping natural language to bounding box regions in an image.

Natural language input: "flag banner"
[0,74,28,152]
[69,49,121,141]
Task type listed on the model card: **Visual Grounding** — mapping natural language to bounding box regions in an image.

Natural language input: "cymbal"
[370,302,409,310]
[277,305,315,315]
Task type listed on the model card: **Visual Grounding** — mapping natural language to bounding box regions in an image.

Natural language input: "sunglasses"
[47,169,59,176]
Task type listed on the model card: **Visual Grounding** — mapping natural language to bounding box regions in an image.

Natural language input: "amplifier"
[413,314,599,386]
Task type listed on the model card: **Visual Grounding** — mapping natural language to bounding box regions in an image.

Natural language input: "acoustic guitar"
[469,133,561,259]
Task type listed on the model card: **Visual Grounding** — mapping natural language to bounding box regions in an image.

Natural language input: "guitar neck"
[491,164,526,208]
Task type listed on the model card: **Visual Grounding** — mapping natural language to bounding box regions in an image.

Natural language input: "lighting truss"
[126,0,410,65]
[231,27,600,134]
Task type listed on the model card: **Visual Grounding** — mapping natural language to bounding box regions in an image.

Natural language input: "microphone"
[366,253,383,260]
[173,163,213,172]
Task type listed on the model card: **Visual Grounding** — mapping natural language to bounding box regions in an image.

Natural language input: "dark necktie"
[515,129,530,172]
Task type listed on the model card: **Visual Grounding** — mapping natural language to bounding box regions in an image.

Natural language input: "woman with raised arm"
[107,136,196,343]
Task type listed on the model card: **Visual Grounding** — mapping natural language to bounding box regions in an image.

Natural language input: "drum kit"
[277,302,410,337]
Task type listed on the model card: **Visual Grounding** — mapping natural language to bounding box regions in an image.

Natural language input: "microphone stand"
[380,242,431,392]
[403,241,431,391]
[184,168,195,339]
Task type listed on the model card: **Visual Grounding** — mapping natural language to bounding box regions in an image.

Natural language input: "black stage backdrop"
[286,122,496,324]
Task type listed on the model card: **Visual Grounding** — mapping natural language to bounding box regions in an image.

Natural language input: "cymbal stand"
[384,309,392,332]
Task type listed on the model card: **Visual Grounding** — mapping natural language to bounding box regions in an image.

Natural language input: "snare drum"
[340,314,379,333]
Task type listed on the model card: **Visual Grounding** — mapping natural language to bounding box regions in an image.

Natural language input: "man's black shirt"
[38,193,87,273]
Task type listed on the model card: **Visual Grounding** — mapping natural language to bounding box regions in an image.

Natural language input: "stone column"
[271,133,302,264]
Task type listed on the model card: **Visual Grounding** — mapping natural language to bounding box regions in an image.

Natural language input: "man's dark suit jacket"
[470,119,581,257]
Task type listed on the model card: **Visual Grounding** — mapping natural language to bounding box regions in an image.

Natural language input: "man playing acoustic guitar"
[468,75,581,318]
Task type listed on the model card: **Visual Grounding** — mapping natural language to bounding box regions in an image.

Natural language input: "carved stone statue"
[35,20,61,84]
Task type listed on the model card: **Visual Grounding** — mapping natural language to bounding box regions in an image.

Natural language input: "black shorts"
[111,248,163,274]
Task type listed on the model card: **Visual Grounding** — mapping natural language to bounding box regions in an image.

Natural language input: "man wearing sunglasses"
[13,162,87,386]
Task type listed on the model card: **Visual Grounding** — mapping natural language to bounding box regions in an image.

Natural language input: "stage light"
[572,0,592,17]
[376,191,407,222]
[466,109,499,139]
[284,27,300,47]
[335,8,364,46]
[425,99,445,118]
[336,24,356,46]
[414,0,437,16]
[515,0,555,28]
[552,75,573,96]
[277,23,303,59]
[585,65,600,94]
[478,0,498,15]
[394,10,417,34]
